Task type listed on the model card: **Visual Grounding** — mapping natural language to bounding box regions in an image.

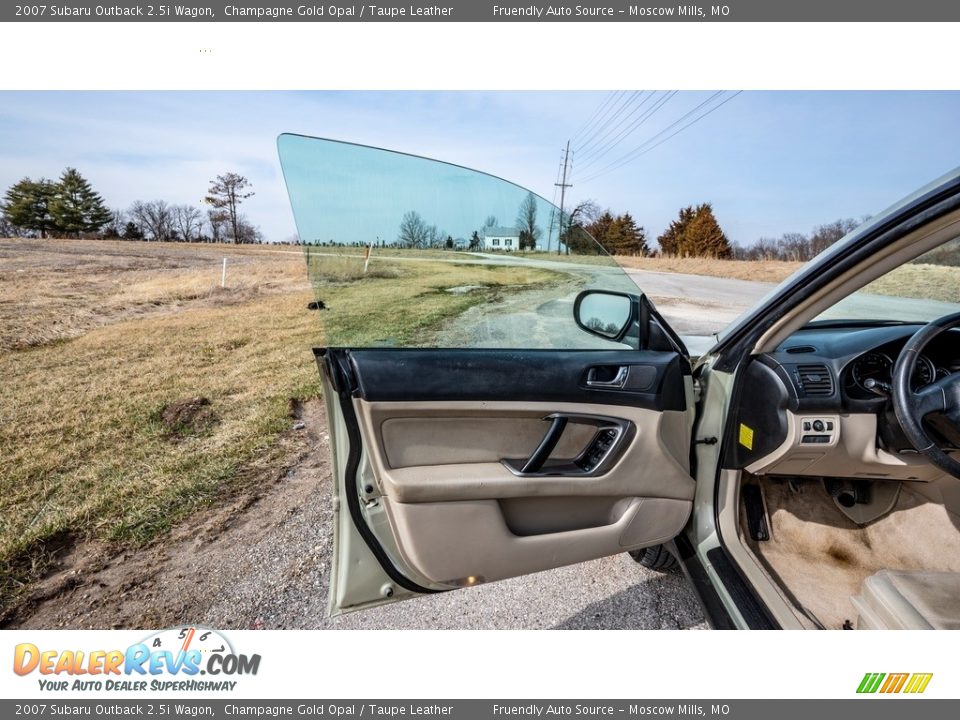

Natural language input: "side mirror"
[573,290,638,343]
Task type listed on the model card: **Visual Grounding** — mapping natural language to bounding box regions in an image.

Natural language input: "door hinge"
[695,437,719,445]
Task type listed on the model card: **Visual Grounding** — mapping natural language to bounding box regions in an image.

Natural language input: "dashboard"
[727,323,960,480]
[770,324,960,412]
[845,339,959,400]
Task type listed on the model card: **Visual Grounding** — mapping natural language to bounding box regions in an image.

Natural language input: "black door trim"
[345,348,688,411]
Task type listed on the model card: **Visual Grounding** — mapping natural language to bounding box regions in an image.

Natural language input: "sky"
[1,90,959,247]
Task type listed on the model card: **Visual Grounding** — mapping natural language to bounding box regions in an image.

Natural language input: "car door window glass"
[278,134,642,349]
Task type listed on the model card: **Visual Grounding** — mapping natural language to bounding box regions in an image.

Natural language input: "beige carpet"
[744,477,960,629]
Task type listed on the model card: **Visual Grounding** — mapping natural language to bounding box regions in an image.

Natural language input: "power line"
[578,91,741,184]
[570,91,624,148]
[576,90,678,172]
[569,91,619,147]
[573,91,640,154]
[575,90,657,161]
[574,90,643,156]
[581,91,722,178]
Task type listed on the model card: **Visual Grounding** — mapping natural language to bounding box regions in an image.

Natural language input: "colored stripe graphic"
[857,672,932,694]
[904,673,933,694]
[884,673,908,693]
[857,673,885,693]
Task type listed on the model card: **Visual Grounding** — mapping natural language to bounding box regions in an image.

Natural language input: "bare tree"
[425,224,443,248]
[398,210,429,248]
[516,193,542,251]
[234,215,263,244]
[0,214,17,238]
[568,199,601,227]
[173,204,204,243]
[547,199,600,253]
[204,172,254,244]
[809,218,858,256]
[207,209,229,243]
[99,208,127,238]
[128,200,174,241]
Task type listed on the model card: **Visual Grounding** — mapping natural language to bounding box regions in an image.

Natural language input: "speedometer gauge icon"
[140,626,234,657]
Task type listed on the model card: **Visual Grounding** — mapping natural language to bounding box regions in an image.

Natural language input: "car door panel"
[323,347,694,609]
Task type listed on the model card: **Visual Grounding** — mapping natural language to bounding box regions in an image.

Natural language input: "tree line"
[2,167,864,261]
[563,201,729,258]
[571,201,863,261]
[731,218,861,262]
[392,193,546,251]
[1,169,262,244]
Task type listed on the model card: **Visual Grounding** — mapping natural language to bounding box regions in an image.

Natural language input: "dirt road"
[7,401,705,631]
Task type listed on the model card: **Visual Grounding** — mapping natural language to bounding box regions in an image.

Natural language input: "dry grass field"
[0,238,563,615]
[0,239,320,610]
[613,255,804,284]
[615,255,959,302]
[870,263,960,303]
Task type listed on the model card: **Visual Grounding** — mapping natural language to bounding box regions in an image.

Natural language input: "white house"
[483,226,521,251]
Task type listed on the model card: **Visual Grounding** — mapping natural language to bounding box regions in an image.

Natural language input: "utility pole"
[555,140,573,255]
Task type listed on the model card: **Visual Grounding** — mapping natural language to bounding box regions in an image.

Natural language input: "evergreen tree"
[684,203,731,258]
[657,204,730,257]
[123,221,144,240]
[2,177,57,237]
[585,211,615,250]
[586,211,650,256]
[657,206,695,256]
[612,213,649,256]
[562,224,601,255]
[49,168,111,237]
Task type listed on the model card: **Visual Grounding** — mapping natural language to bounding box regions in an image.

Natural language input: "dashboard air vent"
[796,364,834,396]
[785,345,817,354]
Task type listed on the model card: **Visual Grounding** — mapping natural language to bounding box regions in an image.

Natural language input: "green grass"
[305,253,567,346]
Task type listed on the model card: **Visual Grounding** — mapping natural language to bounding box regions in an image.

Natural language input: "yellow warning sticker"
[739,423,755,450]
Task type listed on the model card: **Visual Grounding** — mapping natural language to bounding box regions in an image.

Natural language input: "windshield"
[277,134,643,349]
[812,235,960,325]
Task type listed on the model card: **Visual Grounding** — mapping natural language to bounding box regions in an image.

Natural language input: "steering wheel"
[892,311,960,480]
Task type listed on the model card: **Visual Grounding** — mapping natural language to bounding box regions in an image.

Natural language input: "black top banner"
[6,0,960,22]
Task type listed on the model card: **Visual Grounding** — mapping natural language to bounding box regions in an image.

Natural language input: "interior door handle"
[586,366,629,389]
[520,415,568,474]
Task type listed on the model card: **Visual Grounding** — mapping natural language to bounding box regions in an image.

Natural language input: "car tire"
[629,544,678,572]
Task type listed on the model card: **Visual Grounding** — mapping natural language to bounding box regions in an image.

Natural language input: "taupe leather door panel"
[354,399,694,589]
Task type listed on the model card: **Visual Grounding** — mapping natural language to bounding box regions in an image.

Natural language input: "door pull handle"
[520,415,568,474]
[586,366,629,389]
